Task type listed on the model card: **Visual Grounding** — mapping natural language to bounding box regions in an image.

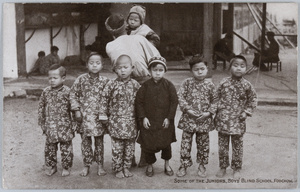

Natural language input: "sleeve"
[140,36,161,62]
[69,77,81,111]
[146,31,160,47]
[177,80,192,112]
[98,80,112,118]
[207,83,218,115]
[167,82,178,120]
[244,83,257,116]
[135,84,146,119]
[38,90,46,133]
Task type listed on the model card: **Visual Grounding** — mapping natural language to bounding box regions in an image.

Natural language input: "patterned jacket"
[69,73,110,136]
[100,78,141,140]
[38,85,75,143]
[214,77,257,135]
[177,78,218,133]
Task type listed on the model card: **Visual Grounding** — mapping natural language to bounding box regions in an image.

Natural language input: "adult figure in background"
[40,46,61,74]
[213,33,235,69]
[251,31,279,72]
[105,13,161,167]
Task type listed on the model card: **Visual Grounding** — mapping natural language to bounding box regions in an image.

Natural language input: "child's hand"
[187,110,199,117]
[162,118,170,129]
[197,112,211,122]
[143,118,151,129]
[75,111,82,123]
[240,112,247,120]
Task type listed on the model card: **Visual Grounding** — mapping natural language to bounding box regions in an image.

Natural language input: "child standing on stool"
[100,55,141,178]
[38,64,75,176]
[70,53,110,177]
[215,55,257,178]
[136,56,178,177]
[176,55,218,177]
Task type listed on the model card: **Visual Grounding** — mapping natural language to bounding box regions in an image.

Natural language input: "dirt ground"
[2,98,297,190]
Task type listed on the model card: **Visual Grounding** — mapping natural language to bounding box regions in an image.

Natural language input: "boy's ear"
[62,75,66,80]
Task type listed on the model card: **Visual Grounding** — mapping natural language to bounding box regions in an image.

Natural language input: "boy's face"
[128,13,141,29]
[150,64,165,82]
[52,50,58,56]
[87,55,103,74]
[115,56,134,81]
[48,69,65,88]
[191,62,208,81]
[230,58,247,78]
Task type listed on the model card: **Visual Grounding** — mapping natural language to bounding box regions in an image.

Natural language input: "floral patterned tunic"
[69,73,110,136]
[38,85,75,143]
[100,78,141,140]
[215,77,257,135]
[177,78,218,133]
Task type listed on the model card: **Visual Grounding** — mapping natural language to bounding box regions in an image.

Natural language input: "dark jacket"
[136,78,178,152]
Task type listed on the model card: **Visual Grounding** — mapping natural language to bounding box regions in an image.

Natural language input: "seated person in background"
[213,33,235,69]
[28,51,46,75]
[126,4,160,47]
[40,46,61,74]
[251,31,279,72]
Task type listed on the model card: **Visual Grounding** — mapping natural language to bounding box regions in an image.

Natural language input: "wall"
[25,23,98,72]
[25,28,50,72]
[3,3,18,78]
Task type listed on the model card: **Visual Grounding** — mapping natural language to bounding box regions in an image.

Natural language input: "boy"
[99,55,141,178]
[215,55,257,178]
[176,55,218,177]
[136,56,178,177]
[126,5,160,47]
[38,64,75,176]
[28,51,46,75]
[70,53,110,177]
[41,46,61,74]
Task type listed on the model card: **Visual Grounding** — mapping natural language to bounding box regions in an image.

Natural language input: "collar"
[51,84,64,91]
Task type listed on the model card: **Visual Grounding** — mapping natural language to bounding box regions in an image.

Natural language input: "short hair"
[116,54,132,66]
[229,55,247,69]
[189,54,207,69]
[86,52,103,64]
[51,46,59,53]
[38,51,45,57]
[48,64,66,77]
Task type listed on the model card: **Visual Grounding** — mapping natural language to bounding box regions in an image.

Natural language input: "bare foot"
[115,170,125,178]
[80,166,90,177]
[123,168,133,177]
[45,166,57,176]
[62,168,70,177]
[97,165,107,176]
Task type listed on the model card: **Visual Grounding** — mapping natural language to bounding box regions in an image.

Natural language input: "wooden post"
[260,3,267,65]
[15,3,27,75]
[50,27,53,47]
[203,3,214,77]
[79,25,85,62]
[227,3,234,51]
[213,3,222,46]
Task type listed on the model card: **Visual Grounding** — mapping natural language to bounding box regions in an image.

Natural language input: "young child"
[215,55,257,178]
[126,4,160,47]
[99,54,141,178]
[69,53,110,177]
[38,64,75,176]
[176,55,218,178]
[135,56,178,177]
